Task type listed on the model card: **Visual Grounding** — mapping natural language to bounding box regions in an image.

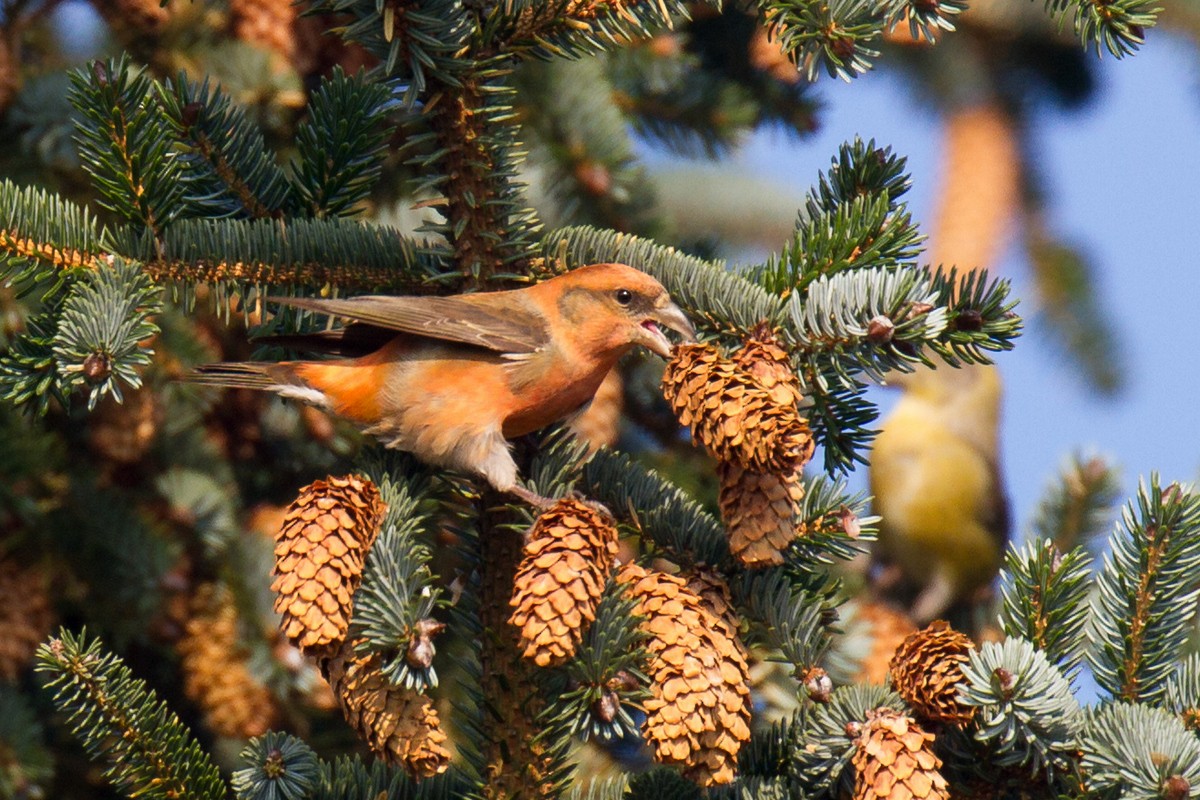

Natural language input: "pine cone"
[178,583,280,739]
[730,331,803,408]
[717,461,805,567]
[852,602,919,685]
[229,0,297,62]
[682,566,741,636]
[0,559,54,680]
[321,638,450,779]
[87,386,162,464]
[509,498,619,667]
[272,475,386,657]
[852,708,949,800]
[567,368,623,452]
[889,620,975,725]
[618,563,751,787]
[662,343,814,473]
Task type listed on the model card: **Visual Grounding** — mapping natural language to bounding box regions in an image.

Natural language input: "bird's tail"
[188,361,286,390]
[187,361,337,412]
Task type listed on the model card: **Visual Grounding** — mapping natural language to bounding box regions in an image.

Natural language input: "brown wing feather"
[270,294,549,355]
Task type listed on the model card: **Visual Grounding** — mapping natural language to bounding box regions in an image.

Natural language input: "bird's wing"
[270,294,550,355]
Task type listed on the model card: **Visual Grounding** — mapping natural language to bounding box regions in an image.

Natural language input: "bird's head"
[548,263,697,358]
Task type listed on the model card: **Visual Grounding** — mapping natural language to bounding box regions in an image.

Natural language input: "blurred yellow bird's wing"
[271,293,550,355]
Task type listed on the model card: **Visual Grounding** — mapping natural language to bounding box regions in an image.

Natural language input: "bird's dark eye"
[614,288,633,306]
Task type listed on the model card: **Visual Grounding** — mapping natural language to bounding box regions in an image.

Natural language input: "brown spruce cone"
[928,104,1019,274]
[229,0,298,62]
[0,559,54,680]
[509,498,619,667]
[617,563,751,787]
[730,331,803,408]
[717,460,806,567]
[88,386,162,464]
[178,583,280,739]
[709,333,811,566]
[321,638,450,779]
[662,343,814,473]
[682,566,741,637]
[272,475,386,657]
[889,620,976,725]
[852,601,919,685]
[852,708,949,800]
[567,368,624,452]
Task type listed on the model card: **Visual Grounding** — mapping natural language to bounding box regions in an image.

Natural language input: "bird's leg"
[507,485,558,511]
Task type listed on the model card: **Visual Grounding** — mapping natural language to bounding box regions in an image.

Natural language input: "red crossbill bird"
[870,363,1010,625]
[190,263,696,507]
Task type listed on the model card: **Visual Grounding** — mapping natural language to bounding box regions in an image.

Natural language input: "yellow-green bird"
[870,363,1010,625]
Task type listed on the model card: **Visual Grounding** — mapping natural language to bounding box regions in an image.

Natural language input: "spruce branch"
[292,68,396,218]
[760,0,888,81]
[0,178,107,294]
[734,569,832,680]
[545,225,786,341]
[351,456,444,692]
[538,585,649,745]
[885,0,965,43]
[794,683,906,795]
[923,266,1022,365]
[998,540,1093,679]
[494,0,690,60]
[232,732,321,800]
[305,0,472,98]
[1079,704,1200,798]
[1087,477,1200,704]
[1164,653,1200,733]
[762,195,923,294]
[111,216,443,304]
[787,266,948,383]
[1039,0,1158,57]
[68,56,189,236]
[959,637,1082,778]
[581,448,729,567]
[804,137,911,216]
[35,629,226,800]
[0,304,63,414]
[785,473,877,568]
[158,73,294,220]
[1030,451,1120,552]
[409,72,541,283]
[52,255,161,410]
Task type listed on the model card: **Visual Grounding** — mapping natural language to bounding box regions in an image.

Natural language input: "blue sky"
[706,32,1200,536]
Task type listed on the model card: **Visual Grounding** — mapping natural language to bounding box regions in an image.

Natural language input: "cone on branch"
[0,558,54,680]
[618,562,751,787]
[272,475,386,657]
[509,498,619,667]
[321,638,450,779]
[889,620,975,725]
[178,583,281,739]
[852,708,949,800]
[706,333,812,567]
[662,343,814,473]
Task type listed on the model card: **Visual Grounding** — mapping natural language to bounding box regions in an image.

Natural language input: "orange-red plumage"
[192,263,695,506]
